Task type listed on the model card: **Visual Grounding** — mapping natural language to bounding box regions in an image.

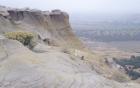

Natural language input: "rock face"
[0,7,84,50]
[0,6,140,88]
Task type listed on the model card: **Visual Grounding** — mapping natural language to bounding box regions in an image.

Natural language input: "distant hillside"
[71,14,140,41]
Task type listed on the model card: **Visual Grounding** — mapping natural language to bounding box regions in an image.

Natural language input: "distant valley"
[71,14,140,57]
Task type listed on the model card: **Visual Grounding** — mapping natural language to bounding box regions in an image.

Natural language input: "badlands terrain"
[0,6,140,88]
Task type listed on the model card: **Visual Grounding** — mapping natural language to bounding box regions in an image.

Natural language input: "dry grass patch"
[5,31,35,47]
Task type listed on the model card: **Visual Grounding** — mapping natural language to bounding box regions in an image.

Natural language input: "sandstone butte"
[0,6,140,88]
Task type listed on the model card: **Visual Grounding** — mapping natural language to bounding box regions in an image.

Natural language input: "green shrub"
[5,31,34,46]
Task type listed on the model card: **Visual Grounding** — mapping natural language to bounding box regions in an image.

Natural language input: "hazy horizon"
[0,0,140,15]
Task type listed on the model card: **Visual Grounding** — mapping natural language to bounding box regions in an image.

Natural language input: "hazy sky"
[0,0,140,14]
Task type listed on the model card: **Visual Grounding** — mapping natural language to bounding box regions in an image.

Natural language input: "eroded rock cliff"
[0,6,140,88]
[0,6,84,50]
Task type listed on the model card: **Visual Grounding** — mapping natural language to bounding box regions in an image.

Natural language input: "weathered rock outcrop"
[0,6,84,50]
[0,6,140,88]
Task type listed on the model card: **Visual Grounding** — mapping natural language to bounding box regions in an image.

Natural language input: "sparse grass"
[5,31,35,46]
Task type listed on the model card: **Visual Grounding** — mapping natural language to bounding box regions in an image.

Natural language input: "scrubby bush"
[5,31,35,46]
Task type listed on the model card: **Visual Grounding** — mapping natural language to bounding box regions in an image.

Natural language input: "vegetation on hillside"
[115,56,140,80]
[5,31,35,47]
